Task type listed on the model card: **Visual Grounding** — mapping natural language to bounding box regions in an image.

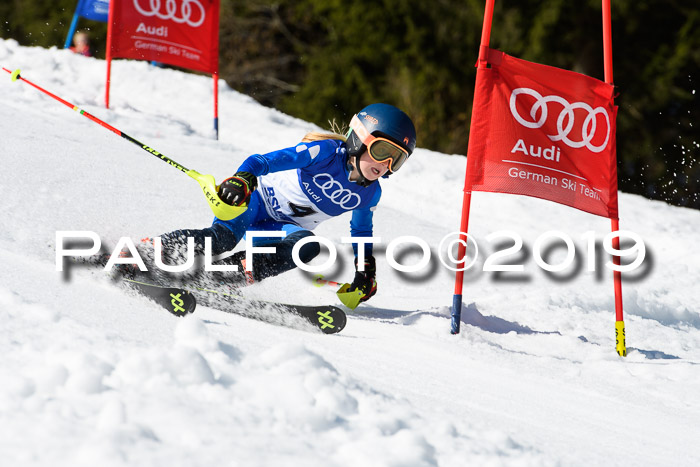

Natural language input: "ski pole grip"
[186,170,247,221]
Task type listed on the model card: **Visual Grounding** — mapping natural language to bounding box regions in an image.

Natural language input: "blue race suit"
[162,139,381,281]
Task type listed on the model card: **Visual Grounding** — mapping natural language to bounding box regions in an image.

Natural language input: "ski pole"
[313,275,343,288]
[313,274,364,310]
[3,67,245,221]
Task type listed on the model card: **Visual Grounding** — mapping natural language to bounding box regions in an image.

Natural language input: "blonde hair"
[74,31,89,44]
[301,119,347,143]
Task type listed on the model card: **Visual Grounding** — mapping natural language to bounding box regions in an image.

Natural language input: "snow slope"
[1,39,700,466]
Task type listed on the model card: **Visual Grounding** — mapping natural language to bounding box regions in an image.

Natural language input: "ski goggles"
[349,115,410,172]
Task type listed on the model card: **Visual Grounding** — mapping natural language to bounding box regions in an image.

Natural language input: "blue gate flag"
[77,0,109,22]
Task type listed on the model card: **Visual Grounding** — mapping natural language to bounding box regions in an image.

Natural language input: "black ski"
[234,300,347,334]
[123,278,197,317]
[192,286,346,334]
[90,259,344,332]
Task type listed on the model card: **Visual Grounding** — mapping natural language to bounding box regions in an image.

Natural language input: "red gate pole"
[451,0,496,334]
[104,0,115,109]
[602,0,626,357]
[213,72,219,140]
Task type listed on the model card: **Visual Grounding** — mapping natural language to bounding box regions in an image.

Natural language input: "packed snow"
[1,39,700,466]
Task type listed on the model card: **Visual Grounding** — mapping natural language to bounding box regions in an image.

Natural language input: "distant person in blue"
[160,103,417,303]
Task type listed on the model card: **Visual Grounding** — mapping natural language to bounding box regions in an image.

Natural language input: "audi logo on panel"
[312,174,361,210]
[509,88,611,153]
[133,0,206,27]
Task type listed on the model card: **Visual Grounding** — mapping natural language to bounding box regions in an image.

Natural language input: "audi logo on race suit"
[312,173,362,210]
[133,0,206,28]
[509,87,611,153]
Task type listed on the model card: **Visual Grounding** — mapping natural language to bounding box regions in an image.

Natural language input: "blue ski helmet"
[346,103,417,178]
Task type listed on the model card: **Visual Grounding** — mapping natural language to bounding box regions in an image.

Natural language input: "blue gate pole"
[64,10,80,49]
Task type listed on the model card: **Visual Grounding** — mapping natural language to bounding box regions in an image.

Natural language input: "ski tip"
[123,278,197,317]
[170,290,197,316]
[315,306,347,334]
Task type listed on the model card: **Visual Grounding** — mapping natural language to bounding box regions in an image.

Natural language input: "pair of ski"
[123,277,347,334]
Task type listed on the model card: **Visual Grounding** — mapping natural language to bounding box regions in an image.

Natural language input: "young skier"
[69,32,92,57]
[157,103,417,304]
